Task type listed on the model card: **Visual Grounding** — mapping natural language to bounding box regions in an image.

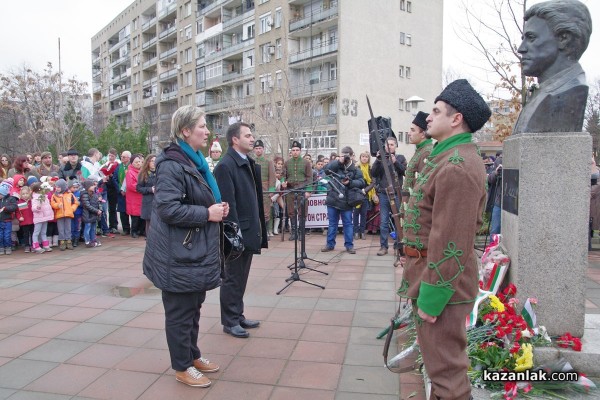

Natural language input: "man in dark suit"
[214,122,268,338]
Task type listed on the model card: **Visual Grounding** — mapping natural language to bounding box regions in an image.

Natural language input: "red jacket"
[125,166,142,217]
[16,199,34,226]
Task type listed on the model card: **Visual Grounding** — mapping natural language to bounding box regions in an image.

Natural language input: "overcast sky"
[0,0,597,98]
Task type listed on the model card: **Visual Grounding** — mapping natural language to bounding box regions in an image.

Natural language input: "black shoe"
[131,233,139,239]
[121,230,130,236]
[240,319,260,329]
[223,325,249,338]
[288,233,297,241]
[346,247,356,254]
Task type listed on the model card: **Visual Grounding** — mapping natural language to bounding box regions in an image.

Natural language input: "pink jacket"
[126,166,142,217]
[31,192,55,224]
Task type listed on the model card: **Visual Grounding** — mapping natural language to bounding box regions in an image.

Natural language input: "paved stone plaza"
[0,233,599,399]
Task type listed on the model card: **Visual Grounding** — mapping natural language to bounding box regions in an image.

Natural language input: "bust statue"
[513,0,592,135]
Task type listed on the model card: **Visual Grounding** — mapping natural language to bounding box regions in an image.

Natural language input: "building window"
[259,13,272,34]
[184,25,192,40]
[243,49,254,69]
[398,98,404,111]
[406,34,412,46]
[399,65,404,78]
[184,48,192,64]
[133,36,139,49]
[274,7,282,28]
[243,22,255,40]
[185,1,192,17]
[329,62,337,80]
[405,132,409,142]
[400,0,405,11]
[259,74,272,93]
[197,20,203,33]
[406,66,411,78]
[400,32,405,45]
[259,0,269,3]
[260,43,271,63]
[206,62,222,79]
[132,18,138,31]
[185,71,192,87]
[329,98,337,115]
[407,1,412,12]
[275,38,282,59]
[276,71,282,88]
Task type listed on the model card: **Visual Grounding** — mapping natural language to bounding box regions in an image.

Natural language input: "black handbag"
[223,221,244,262]
[347,187,366,207]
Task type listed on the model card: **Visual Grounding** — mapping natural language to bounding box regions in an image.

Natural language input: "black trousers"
[119,211,131,232]
[162,290,206,371]
[220,251,253,327]
[107,188,119,230]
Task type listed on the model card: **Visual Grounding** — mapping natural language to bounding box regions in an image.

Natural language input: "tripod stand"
[277,189,328,295]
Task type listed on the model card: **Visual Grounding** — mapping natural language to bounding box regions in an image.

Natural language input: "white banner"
[304,193,343,228]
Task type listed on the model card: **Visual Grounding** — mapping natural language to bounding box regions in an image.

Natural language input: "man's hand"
[281,181,288,189]
[342,177,350,185]
[304,191,311,199]
[390,154,396,164]
[418,308,437,324]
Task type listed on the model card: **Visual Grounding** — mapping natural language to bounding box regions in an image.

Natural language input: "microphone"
[320,179,344,199]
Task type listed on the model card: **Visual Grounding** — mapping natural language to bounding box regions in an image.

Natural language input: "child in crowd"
[30,182,54,253]
[81,179,102,248]
[43,176,60,247]
[69,180,83,248]
[51,179,79,251]
[15,186,34,253]
[0,180,18,255]
[10,174,25,197]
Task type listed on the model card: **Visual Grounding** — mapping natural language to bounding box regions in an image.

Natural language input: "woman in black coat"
[136,154,156,235]
[142,106,229,388]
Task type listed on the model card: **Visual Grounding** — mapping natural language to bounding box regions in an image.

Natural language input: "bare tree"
[0,62,89,154]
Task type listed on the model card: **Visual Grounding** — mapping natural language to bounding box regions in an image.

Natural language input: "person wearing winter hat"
[0,180,18,255]
[68,180,84,248]
[80,179,103,248]
[403,111,434,193]
[50,178,79,250]
[205,140,222,173]
[27,176,39,186]
[397,79,490,400]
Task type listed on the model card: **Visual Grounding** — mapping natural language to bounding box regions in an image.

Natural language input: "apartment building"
[92,0,443,157]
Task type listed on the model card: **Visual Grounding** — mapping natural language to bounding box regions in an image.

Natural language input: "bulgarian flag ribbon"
[467,261,510,328]
[521,298,537,330]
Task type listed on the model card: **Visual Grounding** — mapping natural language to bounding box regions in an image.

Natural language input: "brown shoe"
[193,357,219,373]
[175,366,211,387]
[321,246,334,252]
[377,247,388,256]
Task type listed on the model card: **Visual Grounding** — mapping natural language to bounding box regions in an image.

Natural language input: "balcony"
[159,47,177,60]
[159,68,178,81]
[291,79,337,98]
[142,16,157,32]
[108,35,130,54]
[205,38,254,62]
[222,66,254,83]
[110,69,131,83]
[92,83,102,93]
[143,76,158,87]
[159,25,177,40]
[159,2,176,19]
[289,39,338,64]
[205,96,253,112]
[223,9,254,30]
[142,36,157,49]
[111,103,132,115]
[110,55,130,68]
[109,86,131,101]
[160,91,178,102]
[201,0,226,16]
[143,56,158,69]
[143,96,157,107]
[205,75,224,88]
[290,3,338,32]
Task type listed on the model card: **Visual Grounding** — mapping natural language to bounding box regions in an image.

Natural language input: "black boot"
[288,219,297,241]
[72,238,79,248]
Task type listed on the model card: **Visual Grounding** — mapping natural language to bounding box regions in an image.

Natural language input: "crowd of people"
[0,149,156,254]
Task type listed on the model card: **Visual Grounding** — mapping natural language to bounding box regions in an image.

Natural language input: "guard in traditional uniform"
[281,140,312,241]
[402,111,434,194]
[252,140,276,238]
[398,79,490,400]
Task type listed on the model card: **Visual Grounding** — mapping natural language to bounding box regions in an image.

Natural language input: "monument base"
[502,132,591,337]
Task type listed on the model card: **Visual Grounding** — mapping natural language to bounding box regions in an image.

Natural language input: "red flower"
[510,342,521,354]
[503,283,517,297]
[572,337,582,352]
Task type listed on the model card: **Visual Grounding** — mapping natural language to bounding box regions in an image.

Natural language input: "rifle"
[366,95,404,266]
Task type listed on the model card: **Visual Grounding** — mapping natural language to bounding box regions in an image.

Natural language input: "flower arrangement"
[36,182,53,203]
[468,285,596,399]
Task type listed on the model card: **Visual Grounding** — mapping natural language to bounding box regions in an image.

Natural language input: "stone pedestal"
[502,132,591,337]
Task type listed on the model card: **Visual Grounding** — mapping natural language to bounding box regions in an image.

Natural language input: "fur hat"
[68,179,81,189]
[210,141,222,152]
[67,149,79,156]
[55,179,68,192]
[434,79,491,133]
[0,181,11,196]
[83,180,96,191]
[291,140,302,150]
[254,139,265,148]
[412,111,429,131]
[27,176,39,186]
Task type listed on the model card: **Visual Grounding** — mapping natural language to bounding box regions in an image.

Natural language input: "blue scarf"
[177,139,222,202]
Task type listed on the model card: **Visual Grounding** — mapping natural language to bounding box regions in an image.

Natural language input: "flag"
[17,202,28,210]
[522,298,537,330]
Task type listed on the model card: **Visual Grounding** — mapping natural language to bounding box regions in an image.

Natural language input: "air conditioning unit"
[175,64,182,70]
[268,46,275,55]
[268,81,274,88]
[266,17,273,26]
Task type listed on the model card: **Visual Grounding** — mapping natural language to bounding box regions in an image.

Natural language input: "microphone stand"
[276,181,328,295]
